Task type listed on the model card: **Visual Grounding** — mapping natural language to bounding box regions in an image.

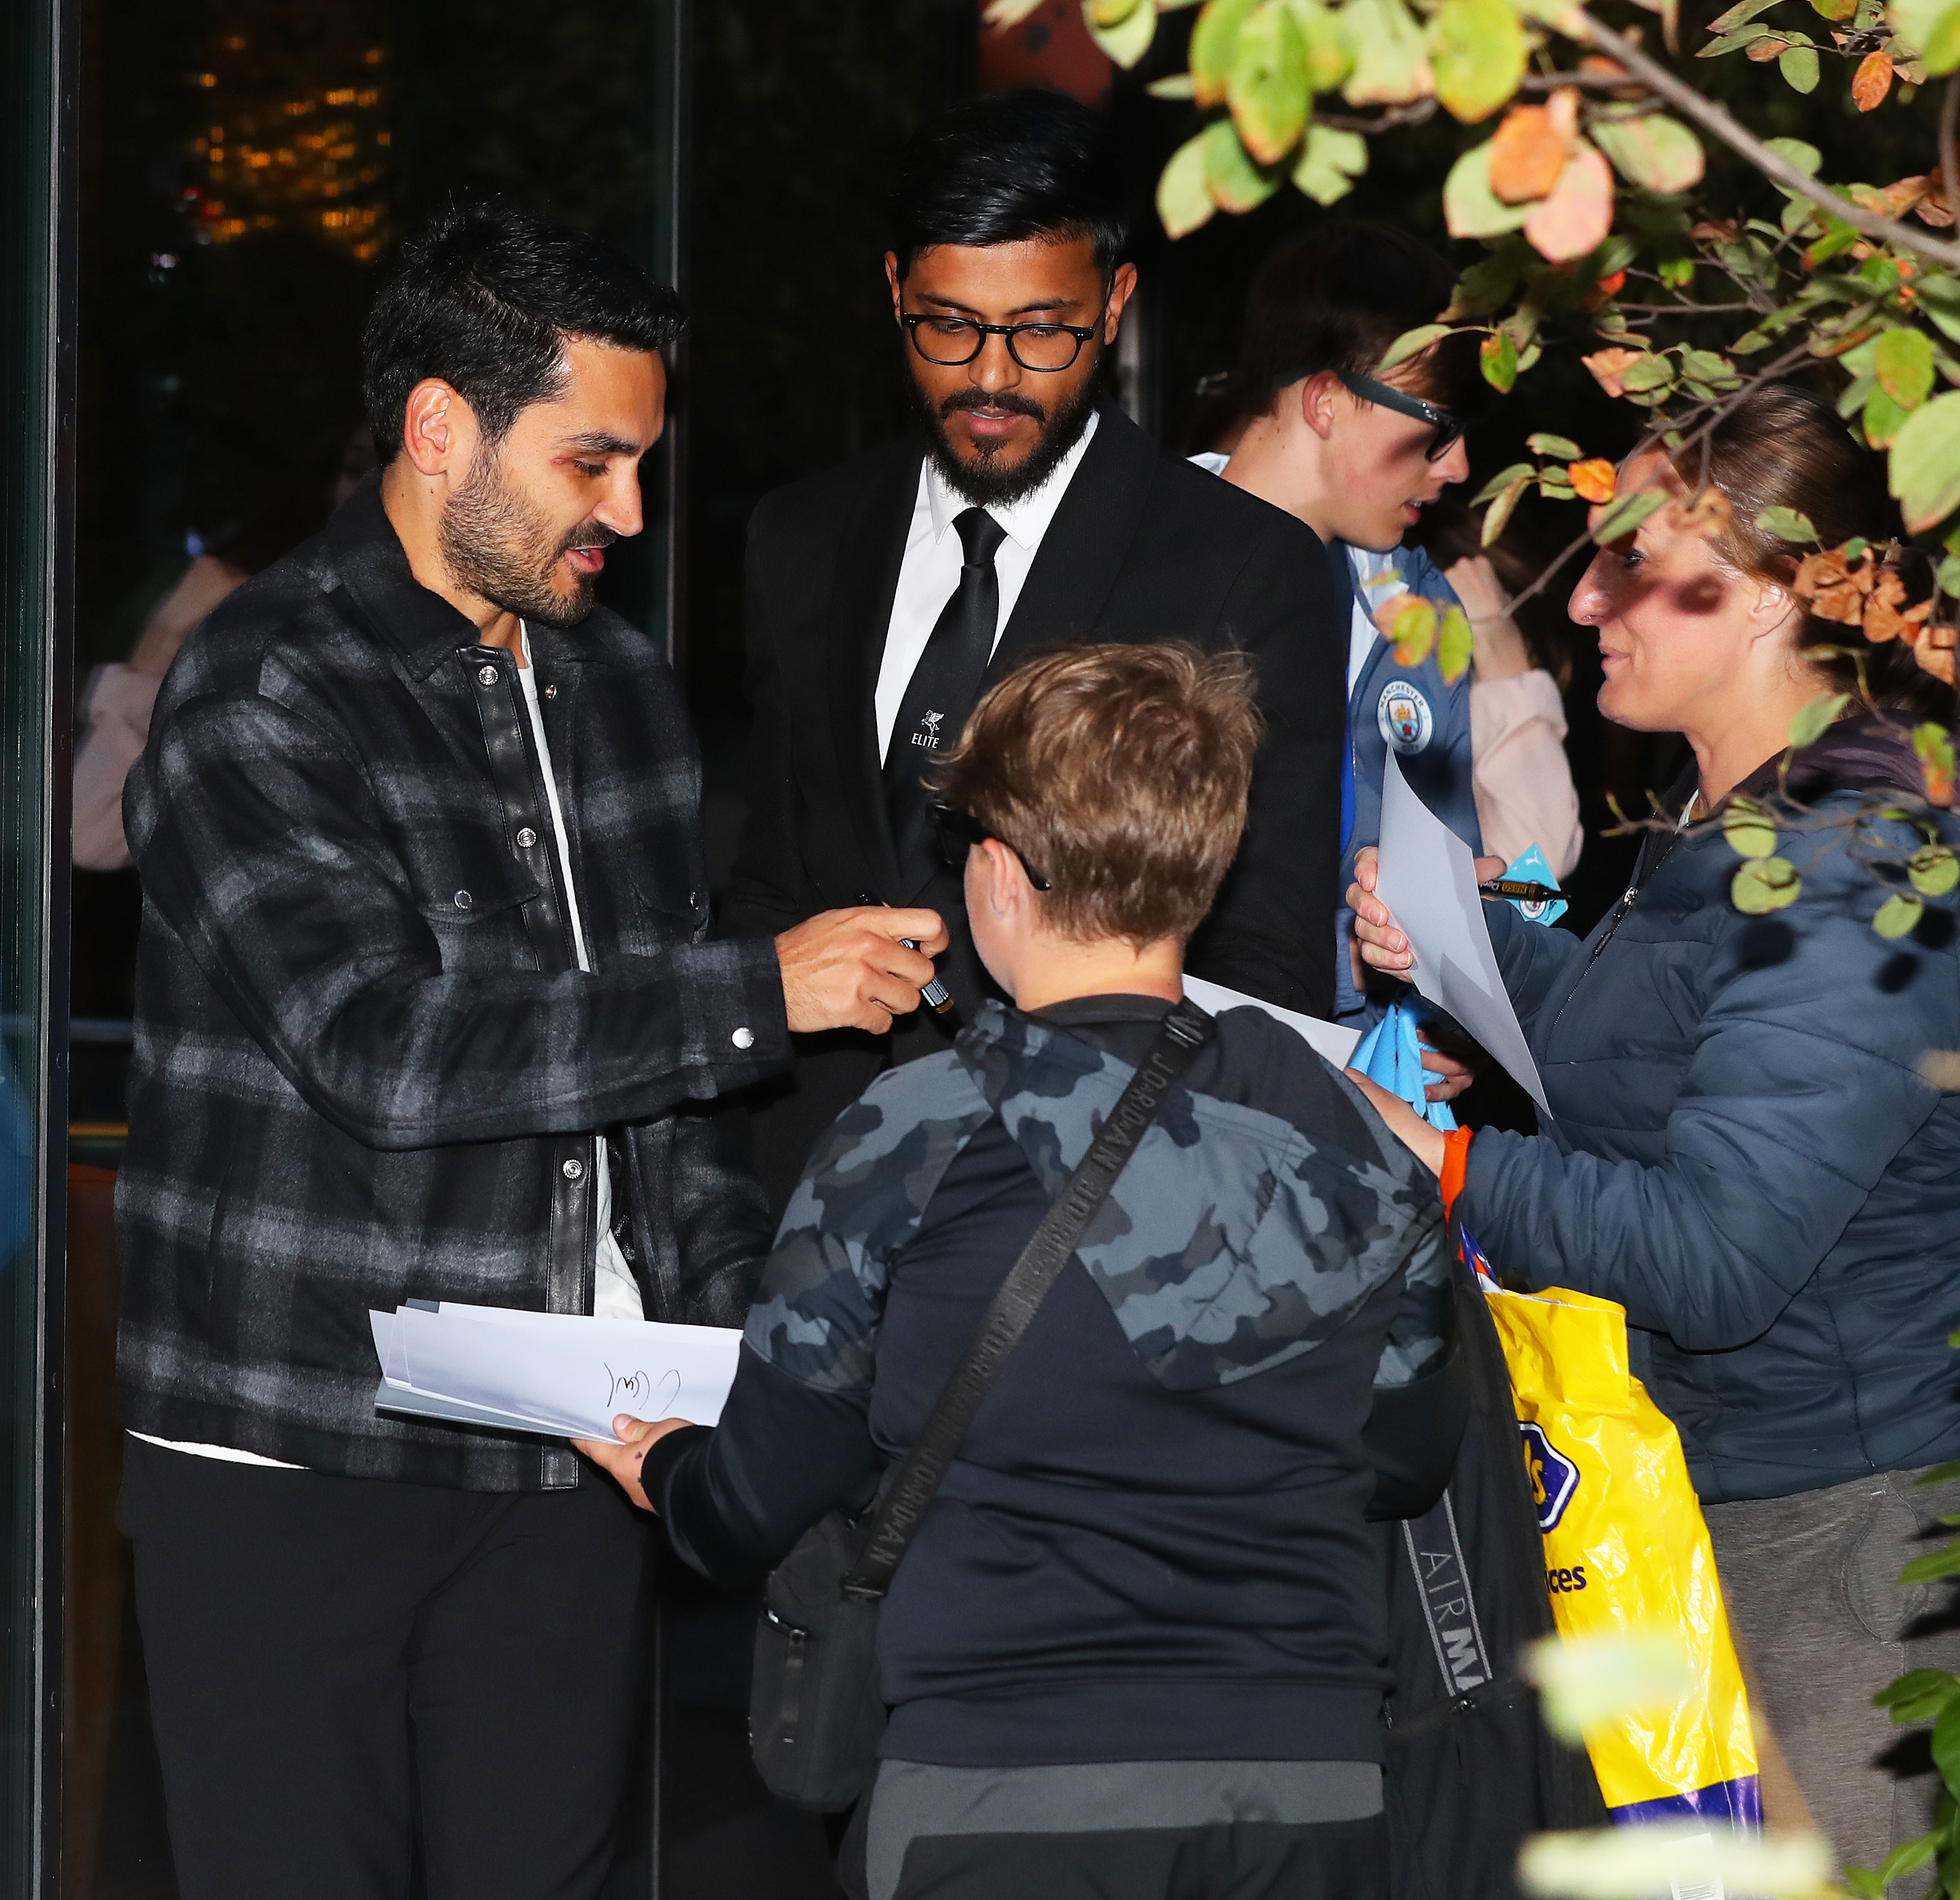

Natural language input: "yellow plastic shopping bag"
[1470,1243,1761,1829]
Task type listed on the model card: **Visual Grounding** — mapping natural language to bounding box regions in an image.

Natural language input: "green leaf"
[1866,386,1910,450]
[1879,1836,1939,1887]
[1482,476,1531,545]
[1780,40,1821,86]
[1699,20,1774,50]
[1911,845,1960,895]
[1707,0,1783,27]
[1472,460,1536,504]
[1158,131,1218,238]
[1877,326,1937,410]
[1481,328,1518,393]
[1437,605,1475,684]
[1429,0,1527,123]
[1889,0,1960,72]
[1088,0,1163,64]
[1762,134,1824,179]
[1890,390,1960,533]
[1341,0,1433,106]
[1787,688,1850,746]
[1444,140,1530,240]
[1527,432,1583,459]
[1723,798,1779,859]
[1228,1,1311,161]
[1922,1461,1960,1484]
[1202,117,1283,212]
[1381,323,1454,371]
[1591,489,1669,543]
[1812,0,1858,18]
[1291,123,1368,204]
[1192,0,1264,104]
[1619,354,1676,393]
[1591,115,1706,193]
[1734,856,1803,913]
[1875,1668,1960,1719]
[1933,1687,1960,1797]
[1757,505,1820,544]
[1876,890,1927,937]
[1281,0,1356,91]
[1841,1869,1885,1900]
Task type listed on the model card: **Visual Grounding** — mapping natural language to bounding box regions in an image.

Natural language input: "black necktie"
[884,506,1008,876]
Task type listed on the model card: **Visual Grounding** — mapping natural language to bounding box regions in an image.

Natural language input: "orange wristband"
[1440,1126,1474,1219]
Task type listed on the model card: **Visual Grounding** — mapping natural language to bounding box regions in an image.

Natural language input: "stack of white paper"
[370,1303,742,1445]
[1376,750,1549,1112]
[1178,973,1361,1068]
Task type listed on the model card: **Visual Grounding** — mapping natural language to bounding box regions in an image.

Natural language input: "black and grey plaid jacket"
[116,476,788,1490]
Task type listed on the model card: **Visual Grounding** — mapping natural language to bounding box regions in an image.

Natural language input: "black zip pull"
[1588,885,1640,963]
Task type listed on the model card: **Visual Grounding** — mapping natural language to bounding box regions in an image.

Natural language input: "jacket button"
[516,826,538,849]
[453,890,473,910]
[562,1156,585,1181]
[476,663,499,687]
[543,683,558,700]
[731,1026,755,1050]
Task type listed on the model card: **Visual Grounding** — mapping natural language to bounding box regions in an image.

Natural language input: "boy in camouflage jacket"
[585,645,1461,1900]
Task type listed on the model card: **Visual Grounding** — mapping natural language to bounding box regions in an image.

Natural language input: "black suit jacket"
[724,406,1344,1205]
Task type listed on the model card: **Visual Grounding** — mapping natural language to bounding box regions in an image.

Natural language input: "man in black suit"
[726,89,1344,1206]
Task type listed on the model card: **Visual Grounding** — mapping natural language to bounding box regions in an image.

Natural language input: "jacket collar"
[324,472,612,684]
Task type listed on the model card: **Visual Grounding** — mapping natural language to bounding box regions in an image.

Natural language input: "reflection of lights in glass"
[150,253,178,268]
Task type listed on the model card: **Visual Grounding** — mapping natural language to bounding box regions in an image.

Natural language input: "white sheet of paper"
[1376,750,1548,1112]
[368,1307,741,1443]
[1178,974,1361,1068]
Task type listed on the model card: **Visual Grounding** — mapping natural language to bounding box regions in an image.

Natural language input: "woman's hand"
[1445,555,1530,683]
[1344,1067,1448,1178]
[1420,1038,1475,1103]
[573,1414,693,1513]
[1348,847,1414,976]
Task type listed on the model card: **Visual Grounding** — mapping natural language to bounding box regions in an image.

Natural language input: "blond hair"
[933,643,1261,947]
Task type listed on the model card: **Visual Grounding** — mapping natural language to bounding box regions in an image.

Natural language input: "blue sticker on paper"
[1505,843,1568,927]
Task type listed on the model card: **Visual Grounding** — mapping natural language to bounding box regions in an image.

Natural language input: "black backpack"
[1382,1227,1609,1899]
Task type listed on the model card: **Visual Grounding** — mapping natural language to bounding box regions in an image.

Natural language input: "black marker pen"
[857,891,955,1016]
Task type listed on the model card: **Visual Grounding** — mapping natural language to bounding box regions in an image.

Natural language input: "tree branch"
[1571,11,1960,273]
[1313,98,1439,133]
[1942,73,1959,245]
[1613,299,1760,312]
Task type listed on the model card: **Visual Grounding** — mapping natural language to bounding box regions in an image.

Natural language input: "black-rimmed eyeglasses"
[902,312,1100,373]
[928,802,1052,890]
[1335,369,1468,463]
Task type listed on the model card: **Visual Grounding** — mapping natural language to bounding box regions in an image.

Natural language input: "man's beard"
[908,359,1101,510]
[437,442,616,630]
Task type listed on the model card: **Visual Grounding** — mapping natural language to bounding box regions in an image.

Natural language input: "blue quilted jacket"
[1460,715,1960,1503]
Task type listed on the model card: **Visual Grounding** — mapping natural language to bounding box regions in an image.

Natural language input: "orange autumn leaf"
[1567,459,1617,503]
[1667,488,1733,539]
[1584,269,1627,310]
[1852,49,1894,110]
[1525,142,1615,264]
[1916,625,1957,685]
[1581,347,1646,398]
[1863,569,1935,643]
[1489,103,1571,204]
[1744,34,1787,59]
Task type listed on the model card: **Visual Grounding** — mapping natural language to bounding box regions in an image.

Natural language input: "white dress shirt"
[874,411,1100,762]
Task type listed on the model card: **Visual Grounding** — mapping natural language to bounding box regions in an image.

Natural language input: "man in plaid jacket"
[113,204,944,1900]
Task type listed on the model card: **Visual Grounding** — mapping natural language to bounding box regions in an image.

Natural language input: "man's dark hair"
[889,88,1127,281]
[362,202,684,462]
[1237,221,1478,416]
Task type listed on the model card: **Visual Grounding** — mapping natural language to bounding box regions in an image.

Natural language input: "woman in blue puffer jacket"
[1347,383,1960,1881]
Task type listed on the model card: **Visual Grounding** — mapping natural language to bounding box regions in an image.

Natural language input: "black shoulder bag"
[749,998,1214,1812]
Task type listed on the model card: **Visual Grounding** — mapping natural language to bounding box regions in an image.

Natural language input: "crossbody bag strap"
[840,996,1214,1602]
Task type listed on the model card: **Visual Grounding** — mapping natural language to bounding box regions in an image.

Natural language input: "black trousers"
[890,1814,1389,1899]
[119,1435,654,1900]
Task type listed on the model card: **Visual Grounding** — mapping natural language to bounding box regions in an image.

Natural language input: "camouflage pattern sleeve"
[742,1055,993,1396]
[1371,1214,1453,1389]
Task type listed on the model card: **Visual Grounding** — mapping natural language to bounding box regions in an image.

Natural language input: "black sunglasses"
[1335,369,1468,463]
[928,802,1052,891]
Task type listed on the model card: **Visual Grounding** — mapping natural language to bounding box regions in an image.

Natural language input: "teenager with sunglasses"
[1195,224,1579,1054]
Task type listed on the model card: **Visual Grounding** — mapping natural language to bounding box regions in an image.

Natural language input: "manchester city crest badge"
[1376,678,1434,753]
